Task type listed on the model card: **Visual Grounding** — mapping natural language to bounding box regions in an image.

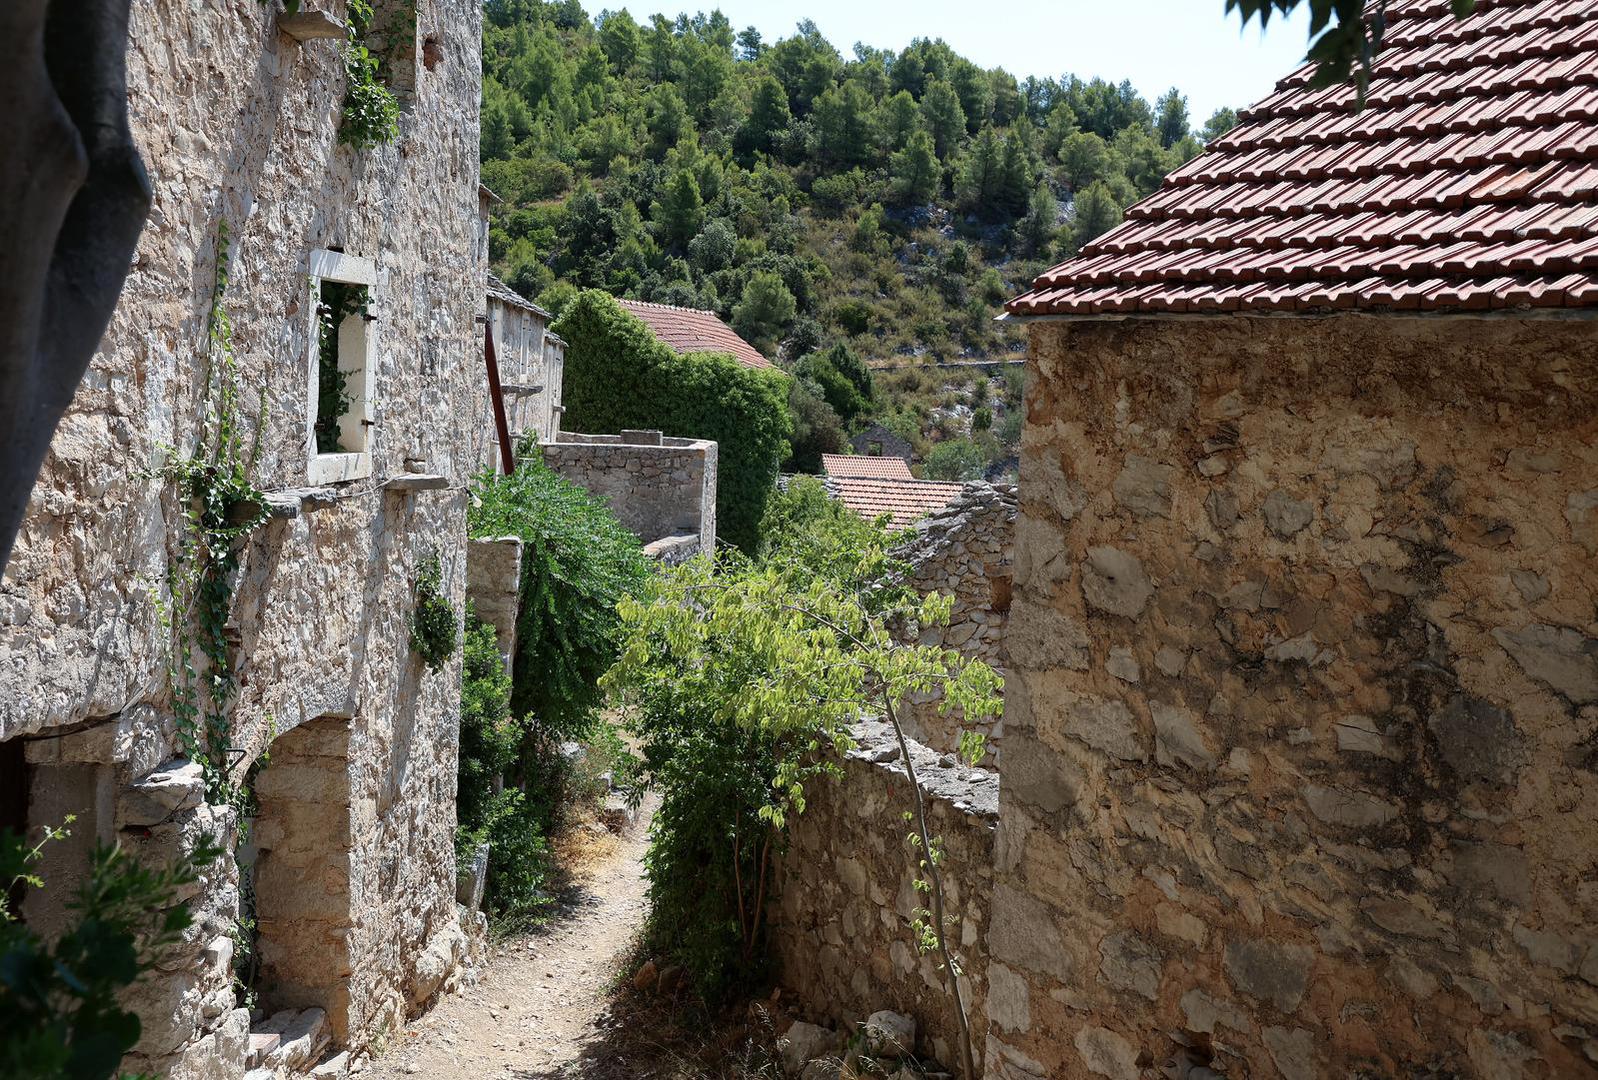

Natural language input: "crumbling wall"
[894,483,1015,763]
[774,720,998,1073]
[987,316,1598,1079]
[541,431,717,553]
[0,0,484,1073]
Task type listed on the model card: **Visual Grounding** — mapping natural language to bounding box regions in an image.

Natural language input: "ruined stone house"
[0,1,486,1075]
[989,0,1598,1075]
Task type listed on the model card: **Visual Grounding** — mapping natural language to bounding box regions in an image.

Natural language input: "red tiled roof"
[616,299,774,369]
[826,476,966,530]
[821,453,915,480]
[1008,0,1598,318]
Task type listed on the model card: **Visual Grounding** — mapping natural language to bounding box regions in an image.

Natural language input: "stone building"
[0,1,485,1075]
[483,271,566,467]
[990,2,1598,1077]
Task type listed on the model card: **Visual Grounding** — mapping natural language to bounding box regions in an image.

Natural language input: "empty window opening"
[248,716,356,1040]
[307,251,377,484]
[315,280,370,455]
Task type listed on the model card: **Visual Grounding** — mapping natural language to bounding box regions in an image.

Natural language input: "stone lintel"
[277,10,346,42]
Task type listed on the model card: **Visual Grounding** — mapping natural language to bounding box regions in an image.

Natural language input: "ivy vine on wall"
[339,0,403,149]
[159,222,269,804]
[409,552,458,671]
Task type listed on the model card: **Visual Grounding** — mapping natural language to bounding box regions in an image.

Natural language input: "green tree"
[649,168,704,251]
[784,379,847,473]
[736,25,764,61]
[811,81,875,169]
[1069,179,1123,252]
[954,127,1002,216]
[919,78,967,159]
[888,129,940,206]
[732,271,796,355]
[1154,87,1190,147]
[1017,184,1059,256]
[644,83,695,159]
[596,9,642,73]
[1058,129,1109,191]
[737,74,792,159]
[995,129,1034,218]
[874,89,922,151]
[604,517,1001,1070]
[1199,106,1239,142]
[921,437,986,481]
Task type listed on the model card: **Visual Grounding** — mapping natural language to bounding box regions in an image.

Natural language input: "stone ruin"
[0,1,486,1075]
[892,483,1016,764]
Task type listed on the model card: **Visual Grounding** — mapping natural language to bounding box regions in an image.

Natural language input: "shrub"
[408,554,458,672]
[604,502,1000,1024]
[921,437,987,481]
[2,826,218,1080]
[468,450,650,738]
[553,291,793,551]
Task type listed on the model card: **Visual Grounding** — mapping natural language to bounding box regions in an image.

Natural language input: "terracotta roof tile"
[615,298,773,370]
[820,454,915,480]
[1009,0,1598,317]
[824,476,967,530]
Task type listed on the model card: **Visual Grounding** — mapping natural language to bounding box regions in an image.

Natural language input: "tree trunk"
[0,0,150,572]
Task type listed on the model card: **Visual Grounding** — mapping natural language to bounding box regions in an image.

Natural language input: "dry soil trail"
[363,795,659,1080]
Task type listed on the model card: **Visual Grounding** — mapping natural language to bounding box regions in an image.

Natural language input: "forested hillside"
[481,0,1235,477]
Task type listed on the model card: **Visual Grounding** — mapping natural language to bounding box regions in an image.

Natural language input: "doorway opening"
[246,716,356,1039]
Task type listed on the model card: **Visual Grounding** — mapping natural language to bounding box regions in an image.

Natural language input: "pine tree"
[920,78,967,159]
[996,130,1034,218]
[812,82,874,169]
[889,130,940,206]
[645,84,694,159]
[1017,185,1058,256]
[1058,130,1109,192]
[1069,181,1122,252]
[955,127,1002,215]
[874,90,922,151]
[650,169,704,251]
[732,271,796,355]
[1155,88,1190,148]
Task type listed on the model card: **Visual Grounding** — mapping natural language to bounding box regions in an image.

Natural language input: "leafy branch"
[604,522,1001,1076]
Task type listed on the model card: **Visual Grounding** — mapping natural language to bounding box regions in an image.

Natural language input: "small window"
[306,251,377,484]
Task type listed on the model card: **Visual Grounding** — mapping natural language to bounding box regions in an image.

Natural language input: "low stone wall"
[894,484,1015,765]
[539,431,716,554]
[773,720,998,1073]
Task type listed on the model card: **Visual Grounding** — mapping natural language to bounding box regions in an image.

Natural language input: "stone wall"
[894,483,1015,764]
[541,431,717,554]
[773,720,998,1073]
[987,316,1598,1079]
[0,0,484,1073]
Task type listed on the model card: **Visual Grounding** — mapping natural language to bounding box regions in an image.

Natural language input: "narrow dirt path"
[363,795,659,1080]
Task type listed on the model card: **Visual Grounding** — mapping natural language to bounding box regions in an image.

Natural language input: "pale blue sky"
[618,1,1315,125]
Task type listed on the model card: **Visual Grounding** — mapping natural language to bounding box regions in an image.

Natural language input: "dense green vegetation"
[462,452,651,927]
[553,290,792,551]
[481,1,1226,479]
[604,478,1000,1010]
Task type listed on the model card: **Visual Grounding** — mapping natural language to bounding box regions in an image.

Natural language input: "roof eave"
[1002,307,1598,325]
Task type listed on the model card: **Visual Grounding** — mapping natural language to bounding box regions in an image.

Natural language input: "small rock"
[656,964,684,995]
[633,960,658,992]
[779,1021,839,1076]
[861,1010,915,1057]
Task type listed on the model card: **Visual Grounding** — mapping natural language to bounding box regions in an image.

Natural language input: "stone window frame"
[305,250,378,486]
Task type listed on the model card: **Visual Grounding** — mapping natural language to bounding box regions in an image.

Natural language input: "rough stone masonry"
[0,1,485,1075]
[987,316,1598,1079]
